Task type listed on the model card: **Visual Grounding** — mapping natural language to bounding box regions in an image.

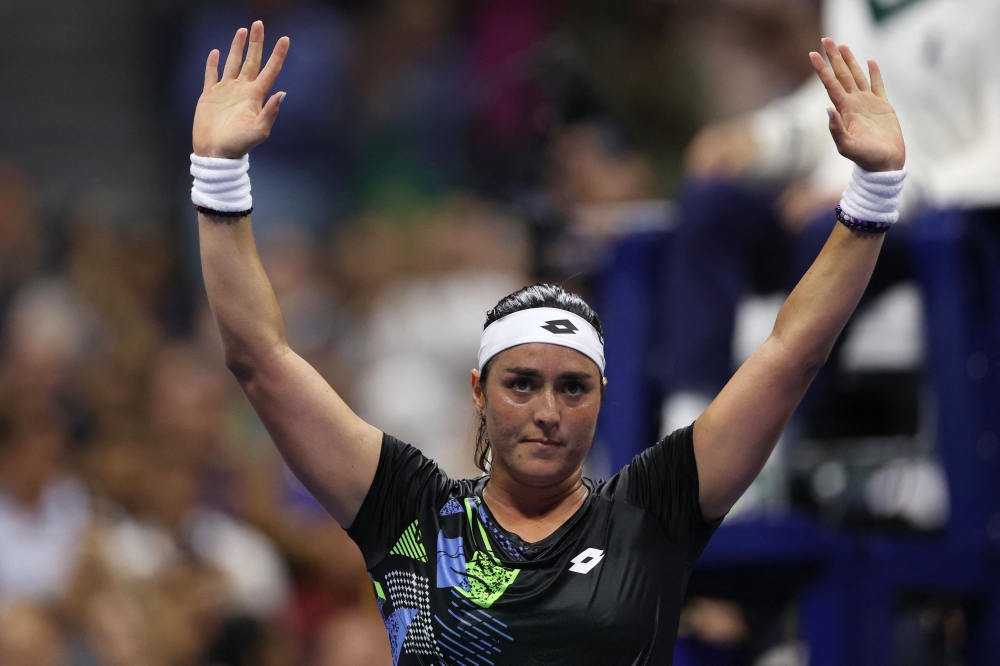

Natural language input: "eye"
[564,381,583,396]
[512,378,532,392]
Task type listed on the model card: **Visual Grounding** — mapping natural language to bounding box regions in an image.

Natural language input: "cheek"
[487,394,532,442]
[487,391,601,445]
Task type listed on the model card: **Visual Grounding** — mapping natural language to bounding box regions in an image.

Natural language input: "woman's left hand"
[810,38,905,172]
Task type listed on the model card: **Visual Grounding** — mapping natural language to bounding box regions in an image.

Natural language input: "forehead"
[490,343,600,376]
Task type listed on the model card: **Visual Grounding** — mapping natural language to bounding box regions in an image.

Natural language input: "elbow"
[765,334,829,390]
[223,338,288,386]
[225,354,256,384]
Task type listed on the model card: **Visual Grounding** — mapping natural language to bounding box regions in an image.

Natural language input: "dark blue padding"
[594,229,673,474]
[591,209,1000,664]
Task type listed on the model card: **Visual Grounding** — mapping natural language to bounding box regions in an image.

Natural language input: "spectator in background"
[313,611,393,666]
[660,0,1000,434]
[463,0,556,195]
[0,163,44,325]
[0,411,89,607]
[341,196,528,479]
[0,603,66,666]
[349,0,469,216]
[537,119,667,282]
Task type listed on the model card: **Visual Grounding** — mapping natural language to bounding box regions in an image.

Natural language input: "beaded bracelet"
[195,204,253,218]
[836,205,892,234]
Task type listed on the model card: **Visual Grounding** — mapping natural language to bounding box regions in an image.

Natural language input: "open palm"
[810,38,905,172]
[193,21,289,159]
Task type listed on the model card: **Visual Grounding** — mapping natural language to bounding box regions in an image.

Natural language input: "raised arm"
[693,39,906,521]
[193,21,381,527]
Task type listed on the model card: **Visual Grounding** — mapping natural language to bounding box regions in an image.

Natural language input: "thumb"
[256,91,286,136]
[827,107,846,141]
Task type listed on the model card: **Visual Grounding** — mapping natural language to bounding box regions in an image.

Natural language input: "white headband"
[478,307,606,375]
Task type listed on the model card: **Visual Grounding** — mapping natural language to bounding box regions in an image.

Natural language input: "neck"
[483,464,587,521]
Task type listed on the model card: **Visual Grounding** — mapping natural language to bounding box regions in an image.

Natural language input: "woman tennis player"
[191,22,905,665]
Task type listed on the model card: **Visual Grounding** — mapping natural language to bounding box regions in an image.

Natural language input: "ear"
[471,369,486,413]
[602,376,608,389]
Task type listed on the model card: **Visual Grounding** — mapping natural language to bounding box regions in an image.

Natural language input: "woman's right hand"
[192,21,289,159]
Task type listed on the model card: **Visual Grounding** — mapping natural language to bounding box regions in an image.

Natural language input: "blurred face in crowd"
[0,162,41,284]
[314,612,393,666]
[546,123,652,209]
[0,420,65,506]
[472,343,603,487]
[0,604,66,666]
[86,436,149,513]
[150,346,230,462]
[142,454,199,530]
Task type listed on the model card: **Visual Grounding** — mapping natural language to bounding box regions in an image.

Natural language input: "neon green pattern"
[457,550,520,608]
[390,519,427,562]
[452,497,520,607]
[370,574,386,601]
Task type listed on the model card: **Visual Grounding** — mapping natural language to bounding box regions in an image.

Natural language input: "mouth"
[524,438,563,448]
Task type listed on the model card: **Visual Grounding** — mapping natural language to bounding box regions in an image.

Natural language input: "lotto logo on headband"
[478,307,605,373]
[541,319,578,335]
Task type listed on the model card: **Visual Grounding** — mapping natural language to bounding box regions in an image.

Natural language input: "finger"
[255,91,286,137]
[240,20,264,81]
[222,28,248,81]
[839,44,869,92]
[810,51,848,106]
[821,37,857,93]
[827,107,846,140]
[203,49,220,92]
[868,59,887,100]
[256,36,290,93]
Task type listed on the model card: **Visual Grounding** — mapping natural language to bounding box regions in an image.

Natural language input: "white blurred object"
[754,641,809,666]
[101,514,179,580]
[356,271,521,479]
[4,278,98,360]
[0,477,90,605]
[100,509,292,619]
[732,293,786,367]
[812,460,848,501]
[864,458,950,530]
[188,510,293,619]
[355,353,467,470]
[659,391,713,438]
[841,282,925,372]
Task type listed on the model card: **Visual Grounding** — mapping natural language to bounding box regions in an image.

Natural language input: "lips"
[525,438,562,447]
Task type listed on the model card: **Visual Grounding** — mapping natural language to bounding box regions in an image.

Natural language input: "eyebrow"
[501,366,595,381]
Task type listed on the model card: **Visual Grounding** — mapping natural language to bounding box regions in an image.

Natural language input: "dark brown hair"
[474,283,604,473]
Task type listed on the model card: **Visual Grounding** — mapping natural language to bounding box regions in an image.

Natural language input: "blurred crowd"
[0,0,996,665]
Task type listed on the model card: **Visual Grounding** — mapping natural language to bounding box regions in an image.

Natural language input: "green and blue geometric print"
[436,531,470,591]
[434,588,514,664]
[390,519,427,562]
[385,570,442,661]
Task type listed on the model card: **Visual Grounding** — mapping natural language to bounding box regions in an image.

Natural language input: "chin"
[505,447,582,485]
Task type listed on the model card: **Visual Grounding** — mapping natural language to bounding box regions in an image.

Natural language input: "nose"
[533,387,560,431]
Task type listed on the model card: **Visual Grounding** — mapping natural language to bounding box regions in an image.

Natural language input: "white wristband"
[190,153,252,213]
[839,164,906,224]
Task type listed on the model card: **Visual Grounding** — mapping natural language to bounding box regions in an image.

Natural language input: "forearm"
[770,222,883,380]
[694,224,883,519]
[694,38,906,520]
[199,212,287,375]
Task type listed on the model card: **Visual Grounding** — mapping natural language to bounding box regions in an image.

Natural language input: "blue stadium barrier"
[594,210,1000,664]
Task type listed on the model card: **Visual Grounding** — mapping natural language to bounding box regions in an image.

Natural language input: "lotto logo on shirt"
[569,548,605,574]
